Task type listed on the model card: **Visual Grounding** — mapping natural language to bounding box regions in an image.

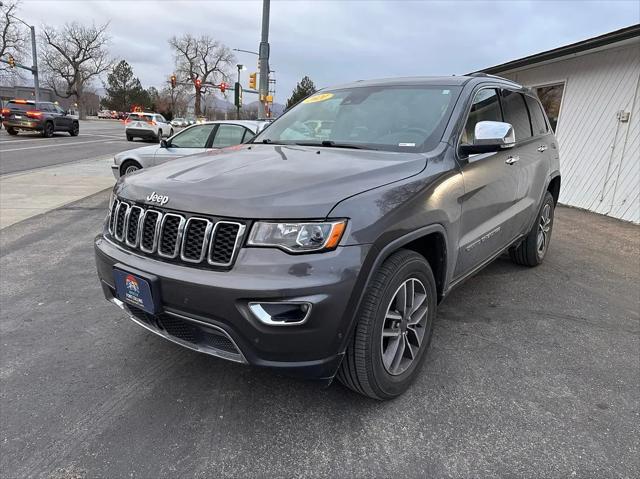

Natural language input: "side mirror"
[160,139,168,148]
[459,121,515,155]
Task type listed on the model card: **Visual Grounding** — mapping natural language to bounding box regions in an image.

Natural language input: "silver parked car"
[112,120,267,178]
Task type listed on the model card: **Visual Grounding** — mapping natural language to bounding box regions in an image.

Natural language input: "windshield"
[254,85,461,152]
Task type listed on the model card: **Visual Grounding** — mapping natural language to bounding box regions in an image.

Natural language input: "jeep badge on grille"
[146,192,169,206]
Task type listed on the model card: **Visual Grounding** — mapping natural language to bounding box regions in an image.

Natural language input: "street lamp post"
[0,2,40,102]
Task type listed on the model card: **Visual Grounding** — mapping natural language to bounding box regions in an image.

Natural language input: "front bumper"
[95,235,371,380]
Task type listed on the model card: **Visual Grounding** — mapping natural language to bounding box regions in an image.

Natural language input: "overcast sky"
[17,0,640,103]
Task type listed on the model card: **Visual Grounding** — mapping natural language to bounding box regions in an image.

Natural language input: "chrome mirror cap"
[473,121,515,149]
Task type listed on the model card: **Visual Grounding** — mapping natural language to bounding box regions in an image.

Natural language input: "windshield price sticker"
[303,93,334,104]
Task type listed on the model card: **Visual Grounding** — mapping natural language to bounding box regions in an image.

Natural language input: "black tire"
[337,249,437,400]
[7,127,18,136]
[126,135,133,141]
[156,129,162,142]
[69,121,79,136]
[120,160,142,176]
[509,191,555,267]
[42,121,54,138]
[169,128,174,137]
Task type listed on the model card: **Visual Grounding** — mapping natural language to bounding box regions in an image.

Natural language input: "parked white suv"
[125,112,173,142]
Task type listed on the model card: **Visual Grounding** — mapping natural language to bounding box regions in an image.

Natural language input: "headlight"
[247,220,347,253]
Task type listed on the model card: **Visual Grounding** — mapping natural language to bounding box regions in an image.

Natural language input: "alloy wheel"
[381,278,428,375]
[124,165,139,175]
[537,203,552,256]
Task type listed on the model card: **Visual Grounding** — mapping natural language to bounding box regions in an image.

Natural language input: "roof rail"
[468,72,522,86]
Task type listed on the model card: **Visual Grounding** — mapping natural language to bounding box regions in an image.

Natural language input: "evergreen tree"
[101,60,149,111]
[286,76,317,110]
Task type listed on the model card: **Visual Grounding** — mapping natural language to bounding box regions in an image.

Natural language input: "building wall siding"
[500,41,640,223]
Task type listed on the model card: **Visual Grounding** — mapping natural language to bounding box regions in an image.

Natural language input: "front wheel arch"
[120,159,142,176]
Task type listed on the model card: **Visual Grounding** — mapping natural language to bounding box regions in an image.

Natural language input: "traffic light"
[249,72,257,90]
[234,82,243,108]
[220,82,227,93]
[170,75,176,88]
[8,55,15,68]
[194,78,201,89]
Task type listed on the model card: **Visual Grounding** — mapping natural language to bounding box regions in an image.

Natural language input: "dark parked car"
[95,74,560,399]
[1,99,79,137]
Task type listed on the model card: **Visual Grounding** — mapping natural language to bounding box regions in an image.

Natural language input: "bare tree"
[0,0,26,84]
[40,21,112,119]
[169,34,235,116]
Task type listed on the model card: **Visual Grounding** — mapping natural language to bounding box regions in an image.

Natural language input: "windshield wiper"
[294,140,375,150]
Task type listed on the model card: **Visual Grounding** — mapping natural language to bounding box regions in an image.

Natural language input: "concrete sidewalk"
[0,155,114,229]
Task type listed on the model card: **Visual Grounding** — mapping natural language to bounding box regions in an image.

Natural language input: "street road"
[1,197,638,478]
[0,120,149,175]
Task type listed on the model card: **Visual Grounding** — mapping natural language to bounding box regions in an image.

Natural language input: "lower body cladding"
[95,235,371,381]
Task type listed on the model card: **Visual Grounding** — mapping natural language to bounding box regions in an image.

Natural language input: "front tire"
[7,127,18,136]
[120,160,142,176]
[337,249,436,400]
[509,191,555,266]
[69,122,79,136]
[169,128,174,137]
[156,129,162,142]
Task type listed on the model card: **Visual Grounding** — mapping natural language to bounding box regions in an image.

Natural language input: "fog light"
[248,302,312,326]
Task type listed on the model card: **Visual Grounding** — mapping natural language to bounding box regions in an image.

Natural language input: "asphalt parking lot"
[1,189,638,478]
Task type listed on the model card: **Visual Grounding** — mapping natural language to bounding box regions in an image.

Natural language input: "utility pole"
[29,24,40,102]
[257,0,270,119]
[0,2,40,102]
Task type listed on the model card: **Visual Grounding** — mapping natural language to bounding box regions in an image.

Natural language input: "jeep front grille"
[107,199,246,269]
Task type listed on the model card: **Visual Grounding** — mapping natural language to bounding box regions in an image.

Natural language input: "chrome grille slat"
[158,213,186,259]
[180,217,213,263]
[139,210,162,253]
[208,221,245,267]
[108,199,243,268]
[125,206,144,247]
[114,202,130,241]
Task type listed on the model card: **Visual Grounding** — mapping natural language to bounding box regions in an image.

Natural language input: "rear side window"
[500,90,532,141]
[461,89,502,145]
[212,124,246,148]
[524,96,548,135]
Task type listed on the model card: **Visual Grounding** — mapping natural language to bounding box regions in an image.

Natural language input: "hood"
[115,144,160,160]
[116,144,427,219]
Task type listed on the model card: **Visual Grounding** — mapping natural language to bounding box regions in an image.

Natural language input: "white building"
[481,25,640,223]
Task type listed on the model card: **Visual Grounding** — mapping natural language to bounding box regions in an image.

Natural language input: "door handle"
[505,156,520,165]
[537,145,548,152]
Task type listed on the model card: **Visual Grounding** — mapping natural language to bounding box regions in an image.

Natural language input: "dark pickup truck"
[95,74,560,400]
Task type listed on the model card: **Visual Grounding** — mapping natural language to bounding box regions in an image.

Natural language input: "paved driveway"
[1,193,638,478]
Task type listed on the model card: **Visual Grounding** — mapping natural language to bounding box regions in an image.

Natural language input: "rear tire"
[42,121,54,138]
[509,191,555,267]
[126,135,133,141]
[337,249,436,400]
[7,127,18,136]
[69,122,79,136]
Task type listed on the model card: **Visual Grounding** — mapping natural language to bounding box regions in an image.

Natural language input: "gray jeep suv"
[95,75,560,400]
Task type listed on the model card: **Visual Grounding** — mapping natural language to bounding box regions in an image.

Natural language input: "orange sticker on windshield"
[303,93,334,104]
